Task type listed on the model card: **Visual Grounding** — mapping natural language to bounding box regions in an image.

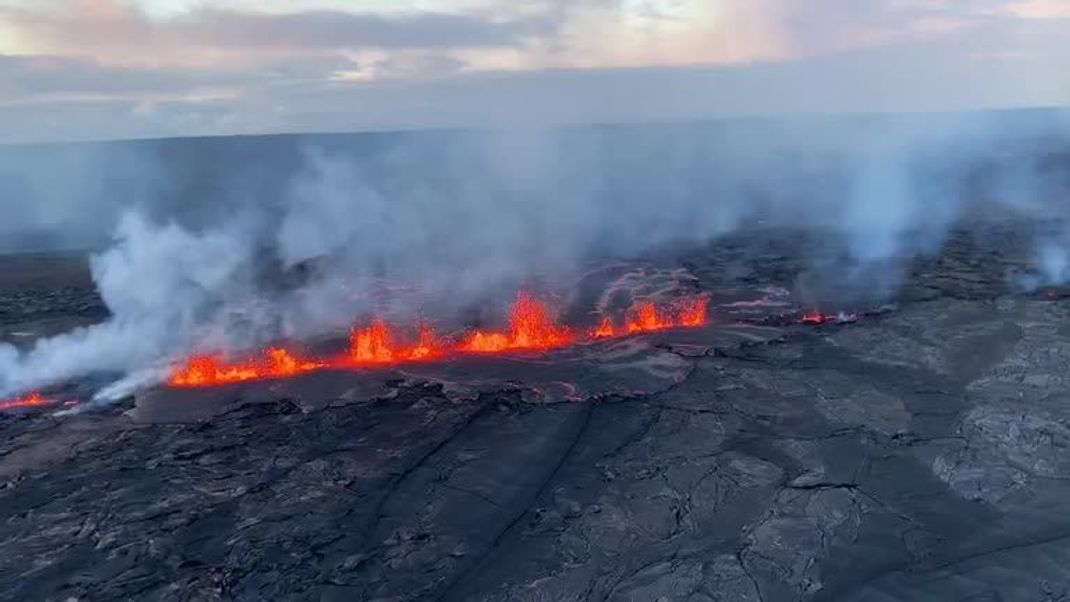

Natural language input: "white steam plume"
[0,112,1067,397]
[0,212,263,394]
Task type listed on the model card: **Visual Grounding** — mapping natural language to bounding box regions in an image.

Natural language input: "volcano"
[165,291,711,390]
[3,222,1070,602]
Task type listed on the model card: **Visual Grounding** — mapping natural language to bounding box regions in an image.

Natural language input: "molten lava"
[626,301,670,333]
[170,347,325,387]
[168,291,711,389]
[800,310,857,325]
[462,291,573,353]
[620,296,709,334]
[679,296,710,327]
[408,323,443,360]
[0,392,54,411]
[349,320,443,364]
[593,317,616,339]
[350,319,398,363]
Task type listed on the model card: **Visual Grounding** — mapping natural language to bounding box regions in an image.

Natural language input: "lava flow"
[169,347,327,388]
[0,392,55,411]
[169,291,711,389]
[800,309,857,325]
[595,296,710,338]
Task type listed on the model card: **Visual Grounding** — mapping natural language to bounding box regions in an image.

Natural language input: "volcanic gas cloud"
[169,291,710,389]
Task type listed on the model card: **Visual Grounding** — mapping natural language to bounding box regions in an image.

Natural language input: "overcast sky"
[0,0,1068,142]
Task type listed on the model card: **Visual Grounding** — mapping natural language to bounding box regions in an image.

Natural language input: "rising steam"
[0,111,1068,398]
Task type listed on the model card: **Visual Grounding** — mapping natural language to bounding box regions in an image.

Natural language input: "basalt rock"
[3,226,1070,601]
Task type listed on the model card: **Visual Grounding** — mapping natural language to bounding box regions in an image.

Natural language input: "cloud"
[0,54,234,99]
[2,32,1066,145]
[179,8,551,49]
[359,52,467,80]
[1008,0,1070,18]
[0,51,361,105]
[0,0,1067,142]
[0,0,553,67]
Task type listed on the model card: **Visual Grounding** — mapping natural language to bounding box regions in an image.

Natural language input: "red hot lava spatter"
[462,291,573,353]
[169,292,711,389]
[801,310,831,325]
[800,309,858,325]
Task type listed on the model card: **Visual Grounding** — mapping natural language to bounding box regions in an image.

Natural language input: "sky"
[0,0,1068,142]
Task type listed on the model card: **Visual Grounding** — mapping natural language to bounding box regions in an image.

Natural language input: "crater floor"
[3,225,1070,602]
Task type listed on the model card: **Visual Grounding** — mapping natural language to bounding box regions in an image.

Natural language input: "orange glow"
[408,322,443,360]
[463,291,573,353]
[800,310,856,325]
[626,301,671,333]
[168,291,712,389]
[267,347,300,375]
[461,331,513,353]
[169,347,324,387]
[593,317,616,338]
[0,392,55,411]
[266,347,324,376]
[350,319,397,363]
[510,291,573,349]
[679,296,710,327]
[619,296,708,334]
[349,319,444,364]
[170,355,258,387]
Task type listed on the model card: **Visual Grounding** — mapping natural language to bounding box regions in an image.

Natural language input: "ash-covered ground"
[3,223,1070,602]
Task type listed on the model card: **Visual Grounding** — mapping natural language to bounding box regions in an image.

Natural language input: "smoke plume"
[0,110,1068,398]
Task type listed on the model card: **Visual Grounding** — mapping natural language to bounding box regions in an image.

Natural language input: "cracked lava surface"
[4,224,1070,601]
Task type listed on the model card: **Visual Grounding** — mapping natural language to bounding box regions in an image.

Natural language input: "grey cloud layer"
[178,9,553,49]
[0,54,272,98]
[0,52,359,99]
[2,1,554,52]
[3,32,1067,144]
[0,0,1067,142]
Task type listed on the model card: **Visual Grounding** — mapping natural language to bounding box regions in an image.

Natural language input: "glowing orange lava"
[350,319,397,363]
[408,323,443,360]
[462,291,573,353]
[170,347,325,387]
[679,296,710,327]
[168,291,712,389]
[349,320,443,364]
[626,301,671,333]
[611,295,709,335]
[800,310,856,325]
[0,392,54,411]
[593,317,616,339]
[461,331,513,353]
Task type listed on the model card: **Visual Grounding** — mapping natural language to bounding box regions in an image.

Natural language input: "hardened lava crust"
[3,224,1070,602]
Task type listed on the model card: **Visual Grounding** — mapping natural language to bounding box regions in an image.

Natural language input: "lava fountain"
[168,291,711,389]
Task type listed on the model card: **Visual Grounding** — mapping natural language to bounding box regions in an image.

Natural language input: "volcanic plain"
[3,224,1070,601]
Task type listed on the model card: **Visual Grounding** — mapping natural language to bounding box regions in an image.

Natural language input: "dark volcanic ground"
[4,225,1070,601]
[0,254,106,347]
